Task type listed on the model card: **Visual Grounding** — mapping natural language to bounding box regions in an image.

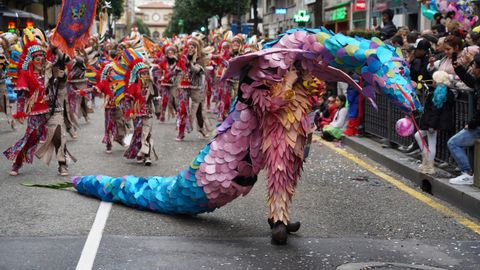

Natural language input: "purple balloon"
[396,117,415,137]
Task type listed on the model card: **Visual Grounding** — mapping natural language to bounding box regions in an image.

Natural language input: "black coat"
[380,22,397,41]
[420,87,455,131]
[410,56,432,83]
[454,65,480,129]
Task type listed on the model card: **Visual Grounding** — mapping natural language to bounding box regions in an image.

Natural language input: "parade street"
[0,106,478,270]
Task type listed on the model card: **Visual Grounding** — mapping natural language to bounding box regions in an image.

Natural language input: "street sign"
[178,19,184,26]
[293,10,310,23]
[275,8,287,14]
[325,6,347,22]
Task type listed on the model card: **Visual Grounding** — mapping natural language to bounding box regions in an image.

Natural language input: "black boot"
[271,222,288,245]
[268,218,301,233]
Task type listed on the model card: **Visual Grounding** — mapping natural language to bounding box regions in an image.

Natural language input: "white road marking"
[76,201,112,270]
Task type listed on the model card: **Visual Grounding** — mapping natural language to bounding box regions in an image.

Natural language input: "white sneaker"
[449,173,474,185]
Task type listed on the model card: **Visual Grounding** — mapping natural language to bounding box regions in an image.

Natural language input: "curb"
[343,136,480,220]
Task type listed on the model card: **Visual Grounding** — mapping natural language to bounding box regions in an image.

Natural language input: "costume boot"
[268,218,301,233]
[271,221,288,245]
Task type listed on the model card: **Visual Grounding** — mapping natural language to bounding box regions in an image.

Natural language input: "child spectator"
[317,95,338,130]
[414,71,455,174]
[322,94,348,141]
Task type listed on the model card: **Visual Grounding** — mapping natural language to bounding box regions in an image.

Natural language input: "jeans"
[447,127,480,173]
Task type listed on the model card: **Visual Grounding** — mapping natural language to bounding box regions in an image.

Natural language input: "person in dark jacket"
[448,53,480,185]
[409,39,433,83]
[414,70,455,174]
[378,9,397,41]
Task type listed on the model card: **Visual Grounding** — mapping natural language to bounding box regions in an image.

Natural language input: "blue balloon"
[422,5,436,21]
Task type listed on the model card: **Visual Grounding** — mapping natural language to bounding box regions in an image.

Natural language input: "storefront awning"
[0,8,43,21]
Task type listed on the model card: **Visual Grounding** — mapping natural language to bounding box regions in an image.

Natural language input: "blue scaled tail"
[72,145,214,215]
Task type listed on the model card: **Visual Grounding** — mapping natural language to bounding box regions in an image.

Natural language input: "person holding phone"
[428,35,463,79]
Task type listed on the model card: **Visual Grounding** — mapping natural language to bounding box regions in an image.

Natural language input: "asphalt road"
[0,103,479,270]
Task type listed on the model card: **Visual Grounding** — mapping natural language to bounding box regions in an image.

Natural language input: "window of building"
[164,13,172,21]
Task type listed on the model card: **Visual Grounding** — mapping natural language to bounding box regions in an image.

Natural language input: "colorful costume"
[185,37,213,138]
[157,44,182,122]
[65,29,423,244]
[122,49,158,164]
[67,52,89,130]
[95,62,127,152]
[3,31,48,175]
[0,32,21,129]
[212,37,232,121]
[36,54,77,175]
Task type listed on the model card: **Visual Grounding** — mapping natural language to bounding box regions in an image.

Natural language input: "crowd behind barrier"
[362,88,475,168]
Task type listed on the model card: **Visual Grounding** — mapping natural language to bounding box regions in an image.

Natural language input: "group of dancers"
[0,26,261,176]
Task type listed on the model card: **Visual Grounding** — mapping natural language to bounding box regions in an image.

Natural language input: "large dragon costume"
[66,29,423,244]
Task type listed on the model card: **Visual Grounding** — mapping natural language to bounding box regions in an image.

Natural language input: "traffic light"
[200,26,205,32]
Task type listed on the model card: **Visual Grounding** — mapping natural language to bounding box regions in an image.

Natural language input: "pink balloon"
[396,117,415,137]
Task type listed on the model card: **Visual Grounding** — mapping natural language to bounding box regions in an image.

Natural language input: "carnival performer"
[176,46,193,141]
[85,44,101,110]
[94,62,128,153]
[35,53,77,176]
[3,30,48,176]
[0,43,11,127]
[66,49,88,136]
[227,34,245,99]
[184,37,213,138]
[157,44,183,122]
[0,32,20,129]
[122,49,159,165]
[211,35,231,121]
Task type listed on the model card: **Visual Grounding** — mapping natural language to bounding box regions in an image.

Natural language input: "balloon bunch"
[421,0,478,31]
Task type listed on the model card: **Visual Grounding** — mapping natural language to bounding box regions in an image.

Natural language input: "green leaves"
[22,181,74,189]
[164,0,250,37]
[135,19,150,36]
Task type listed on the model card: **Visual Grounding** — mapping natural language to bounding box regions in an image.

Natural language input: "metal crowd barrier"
[363,89,475,165]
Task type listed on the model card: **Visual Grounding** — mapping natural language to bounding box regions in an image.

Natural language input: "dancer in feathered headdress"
[211,31,233,121]
[4,28,75,176]
[177,37,213,141]
[0,36,12,127]
[1,32,22,129]
[157,43,184,122]
[66,48,88,138]
[93,59,128,153]
[121,48,159,165]
[3,29,48,175]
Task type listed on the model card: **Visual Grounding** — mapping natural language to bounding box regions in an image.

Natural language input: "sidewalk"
[343,135,480,220]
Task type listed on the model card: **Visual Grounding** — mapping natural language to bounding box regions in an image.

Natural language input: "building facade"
[135,1,173,39]
[262,0,432,39]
